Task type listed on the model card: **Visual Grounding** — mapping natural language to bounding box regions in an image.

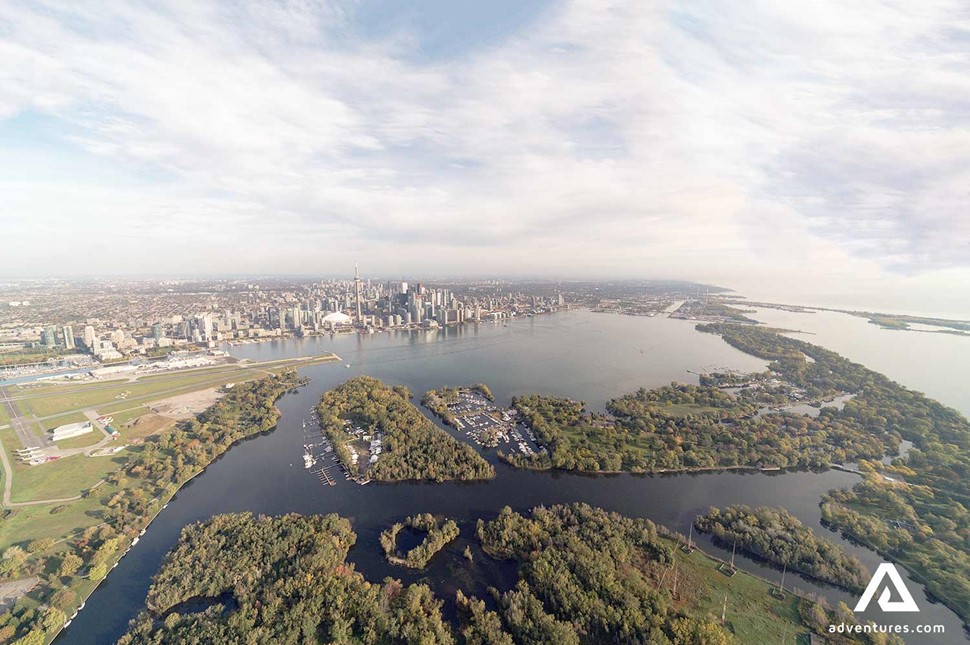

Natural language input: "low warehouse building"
[51,421,94,441]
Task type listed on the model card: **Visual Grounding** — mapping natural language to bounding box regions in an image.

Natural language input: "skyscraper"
[83,325,96,348]
[42,326,57,348]
[354,261,363,325]
[62,325,75,349]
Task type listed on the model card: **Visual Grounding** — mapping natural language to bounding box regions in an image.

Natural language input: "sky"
[1,0,968,316]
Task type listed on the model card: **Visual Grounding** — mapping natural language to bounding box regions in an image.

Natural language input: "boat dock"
[310,465,336,486]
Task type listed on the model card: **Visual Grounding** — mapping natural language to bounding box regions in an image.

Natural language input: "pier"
[310,465,336,486]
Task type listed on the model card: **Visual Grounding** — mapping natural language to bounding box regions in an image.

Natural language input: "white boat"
[139,528,146,536]
[131,537,139,546]
[162,503,168,509]
[63,620,72,629]
[303,453,316,468]
[345,364,351,368]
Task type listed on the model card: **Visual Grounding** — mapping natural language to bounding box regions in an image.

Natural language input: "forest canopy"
[694,505,869,591]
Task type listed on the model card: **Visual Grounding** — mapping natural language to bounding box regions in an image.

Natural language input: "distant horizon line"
[0,273,729,286]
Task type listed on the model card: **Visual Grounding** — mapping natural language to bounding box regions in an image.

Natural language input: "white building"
[51,421,94,441]
[83,325,96,348]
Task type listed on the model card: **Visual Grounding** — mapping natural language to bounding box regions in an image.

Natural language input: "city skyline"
[3,0,969,315]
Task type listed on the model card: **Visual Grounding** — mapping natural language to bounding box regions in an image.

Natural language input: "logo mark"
[854,563,919,613]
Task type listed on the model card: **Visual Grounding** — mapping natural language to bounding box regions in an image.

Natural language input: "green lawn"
[9,453,128,503]
[99,404,151,427]
[42,411,89,431]
[19,368,258,417]
[0,425,26,468]
[670,539,806,644]
[0,496,107,550]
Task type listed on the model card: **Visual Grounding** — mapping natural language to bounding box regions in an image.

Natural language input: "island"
[117,504,893,644]
[317,376,495,483]
[503,381,889,473]
[118,513,454,644]
[693,505,869,592]
[380,513,460,569]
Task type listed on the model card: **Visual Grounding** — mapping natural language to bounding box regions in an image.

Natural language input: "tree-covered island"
[317,376,494,482]
[694,505,869,591]
[380,513,460,569]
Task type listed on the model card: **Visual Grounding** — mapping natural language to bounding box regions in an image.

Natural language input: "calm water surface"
[59,311,967,644]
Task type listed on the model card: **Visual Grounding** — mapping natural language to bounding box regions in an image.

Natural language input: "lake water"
[58,310,968,644]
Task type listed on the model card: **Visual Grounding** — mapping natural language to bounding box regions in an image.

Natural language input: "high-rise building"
[196,314,213,341]
[354,261,363,325]
[83,325,96,348]
[42,326,58,348]
[62,325,75,349]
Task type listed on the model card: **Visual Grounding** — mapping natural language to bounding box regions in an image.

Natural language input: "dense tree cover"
[700,324,970,623]
[119,504,866,645]
[471,384,494,401]
[694,505,869,591]
[797,595,904,645]
[318,376,494,482]
[380,514,460,569]
[506,383,890,473]
[422,387,462,426]
[119,513,454,645]
[821,477,970,622]
[0,371,308,645]
[475,503,732,644]
[454,591,514,645]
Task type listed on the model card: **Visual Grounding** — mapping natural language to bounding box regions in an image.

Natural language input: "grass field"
[41,411,88,431]
[665,538,805,644]
[15,356,336,420]
[18,369,255,417]
[0,496,107,550]
[9,453,128,503]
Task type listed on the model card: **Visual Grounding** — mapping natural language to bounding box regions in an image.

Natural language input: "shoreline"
[495,456,850,478]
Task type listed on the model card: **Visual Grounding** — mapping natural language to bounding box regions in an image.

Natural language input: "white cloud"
[0,0,967,311]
